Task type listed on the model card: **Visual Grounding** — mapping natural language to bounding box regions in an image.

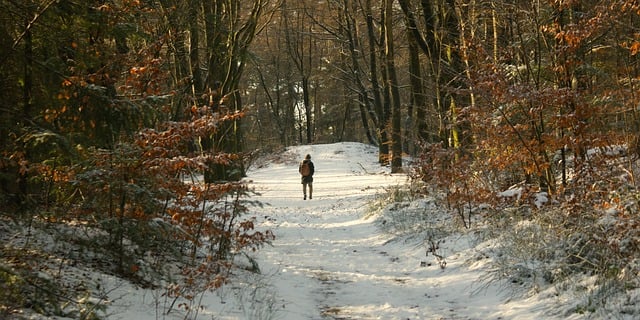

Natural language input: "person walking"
[298,154,315,200]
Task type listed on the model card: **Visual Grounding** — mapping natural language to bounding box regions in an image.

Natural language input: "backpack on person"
[300,161,311,177]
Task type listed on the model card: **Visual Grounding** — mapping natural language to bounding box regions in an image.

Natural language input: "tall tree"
[398,0,468,148]
[281,0,315,144]
[382,0,403,172]
[331,0,378,145]
[364,0,389,163]
[404,5,429,152]
[198,0,268,181]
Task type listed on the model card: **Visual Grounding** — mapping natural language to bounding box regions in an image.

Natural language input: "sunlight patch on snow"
[308,217,373,229]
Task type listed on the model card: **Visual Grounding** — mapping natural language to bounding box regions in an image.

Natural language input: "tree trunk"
[189,0,202,95]
[302,76,312,143]
[18,16,33,207]
[383,0,403,173]
[158,0,191,121]
[406,21,429,149]
[364,0,388,163]
[341,0,377,145]
[442,0,468,149]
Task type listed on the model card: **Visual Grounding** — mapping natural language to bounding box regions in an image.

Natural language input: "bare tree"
[382,0,403,172]
[281,0,315,144]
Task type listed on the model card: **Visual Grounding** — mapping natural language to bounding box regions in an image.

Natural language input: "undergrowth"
[408,141,640,317]
[370,184,455,270]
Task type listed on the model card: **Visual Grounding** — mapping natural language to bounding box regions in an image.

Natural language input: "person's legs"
[308,183,313,199]
[302,182,307,200]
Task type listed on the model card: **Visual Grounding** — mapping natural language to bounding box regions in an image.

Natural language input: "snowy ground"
[104,142,595,320]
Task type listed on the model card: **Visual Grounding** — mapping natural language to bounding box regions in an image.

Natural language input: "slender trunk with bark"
[364,0,388,163]
[407,21,428,148]
[383,0,403,172]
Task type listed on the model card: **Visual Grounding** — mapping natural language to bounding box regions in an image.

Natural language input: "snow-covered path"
[245,143,506,320]
[250,143,414,319]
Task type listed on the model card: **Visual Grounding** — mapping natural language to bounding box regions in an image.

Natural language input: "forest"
[1,0,639,318]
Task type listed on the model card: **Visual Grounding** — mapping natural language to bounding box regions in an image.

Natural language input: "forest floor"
[109,142,599,319]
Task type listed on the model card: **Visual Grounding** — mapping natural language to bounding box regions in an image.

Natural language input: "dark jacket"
[299,159,315,184]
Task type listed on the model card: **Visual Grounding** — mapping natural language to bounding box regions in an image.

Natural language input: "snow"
[533,192,548,208]
[498,186,522,201]
[69,142,631,319]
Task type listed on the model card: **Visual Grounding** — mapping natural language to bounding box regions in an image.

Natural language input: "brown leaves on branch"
[410,0,640,294]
